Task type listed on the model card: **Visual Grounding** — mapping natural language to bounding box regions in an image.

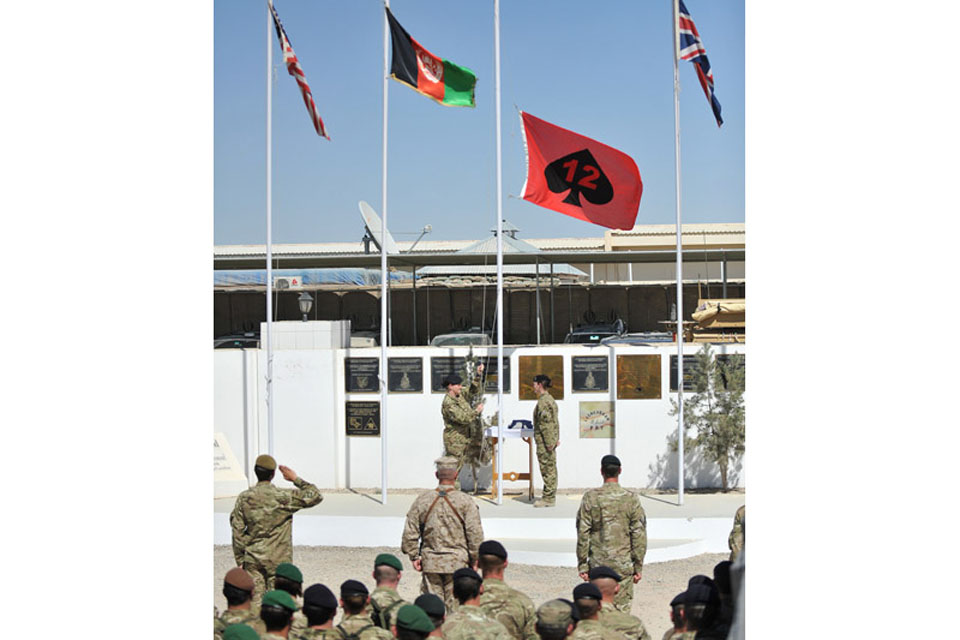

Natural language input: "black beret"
[600,454,621,467]
[572,583,603,601]
[684,584,719,606]
[588,566,622,582]
[712,561,732,594]
[414,593,446,618]
[478,540,508,560]
[670,592,686,607]
[340,579,368,597]
[452,567,481,582]
[303,584,338,609]
[442,374,463,387]
[687,575,715,589]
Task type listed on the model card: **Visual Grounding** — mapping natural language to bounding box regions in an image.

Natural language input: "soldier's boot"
[533,499,555,508]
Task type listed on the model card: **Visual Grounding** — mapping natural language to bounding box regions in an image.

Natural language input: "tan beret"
[255,454,277,470]
[224,567,255,591]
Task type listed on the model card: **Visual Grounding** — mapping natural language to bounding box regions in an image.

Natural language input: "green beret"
[275,562,303,583]
[222,624,261,640]
[262,589,299,611]
[374,553,403,572]
[395,605,435,633]
[255,454,277,470]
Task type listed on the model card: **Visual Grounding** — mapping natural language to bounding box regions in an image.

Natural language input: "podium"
[484,422,535,501]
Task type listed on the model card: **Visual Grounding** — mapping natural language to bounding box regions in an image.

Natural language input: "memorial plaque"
[388,357,423,393]
[616,354,661,399]
[579,401,615,438]
[572,356,609,392]
[430,357,466,393]
[669,355,700,392]
[477,354,511,394]
[518,355,564,400]
[345,357,380,393]
[346,401,380,436]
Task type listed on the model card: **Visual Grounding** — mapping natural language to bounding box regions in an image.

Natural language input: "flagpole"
[672,0,684,506]
[494,0,505,506]
[380,0,391,505]
[266,0,275,457]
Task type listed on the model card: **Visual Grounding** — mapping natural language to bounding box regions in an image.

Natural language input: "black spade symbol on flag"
[544,149,614,207]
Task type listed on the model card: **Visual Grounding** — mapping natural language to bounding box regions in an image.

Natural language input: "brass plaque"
[345,358,379,393]
[518,355,564,400]
[345,401,380,436]
[616,354,661,399]
[579,401,615,438]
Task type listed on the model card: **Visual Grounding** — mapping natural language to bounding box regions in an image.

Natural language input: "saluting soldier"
[230,455,323,606]
[369,553,408,631]
[440,365,484,490]
[476,540,538,640]
[589,566,652,640]
[532,374,559,508]
[576,455,647,613]
[401,456,485,610]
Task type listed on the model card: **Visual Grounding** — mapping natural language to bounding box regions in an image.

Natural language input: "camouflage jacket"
[331,613,393,640]
[441,379,481,436]
[659,628,682,640]
[214,607,266,638]
[290,627,339,640]
[441,604,512,640]
[576,482,647,575]
[478,577,538,640]
[569,618,627,640]
[533,391,559,446]
[230,478,323,568]
[401,486,484,573]
[598,601,651,640]
[369,586,406,630]
[728,505,744,561]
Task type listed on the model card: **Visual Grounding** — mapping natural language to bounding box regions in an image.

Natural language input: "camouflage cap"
[374,553,403,572]
[224,567,255,591]
[600,454,621,468]
[222,624,261,640]
[478,540,507,560]
[262,590,299,611]
[275,562,303,583]
[587,566,621,582]
[395,604,435,633]
[537,599,575,628]
[435,456,459,471]
[413,594,445,618]
[340,579,369,597]
[303,584,338,609]
[255,454,277,470]
[572,583,603,601]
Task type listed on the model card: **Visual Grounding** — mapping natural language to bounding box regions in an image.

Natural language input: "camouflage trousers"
[534,433,557,503]
[243,562,276,612]
[443,430,470,490]
[421,572,456,612]
[613,574,634,613]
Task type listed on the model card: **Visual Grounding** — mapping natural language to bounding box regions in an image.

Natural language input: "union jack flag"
[678,0,723,127]
[269,3,329,139]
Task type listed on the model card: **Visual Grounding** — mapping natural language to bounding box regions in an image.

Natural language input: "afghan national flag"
[386,8,476,108]
[520,112,642,230]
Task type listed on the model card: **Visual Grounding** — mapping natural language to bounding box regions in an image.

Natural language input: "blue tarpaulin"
[214,268,411,287]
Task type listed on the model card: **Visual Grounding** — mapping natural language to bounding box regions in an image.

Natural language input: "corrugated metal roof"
[417,264,586,276]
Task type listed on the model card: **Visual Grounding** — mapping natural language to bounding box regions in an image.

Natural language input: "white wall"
[214,342,746,491]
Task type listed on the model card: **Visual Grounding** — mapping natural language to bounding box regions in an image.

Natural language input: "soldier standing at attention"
[532,374,560,508]
[569,584,626,640]
[334,580,394,640]
[215,568,267,638]
[440,568,511,640]
[476,540,538,640]
[588,566,652,640]
[412,595,445,638]
[576,454,646,613]
[230,454,323,605]
[370,553,408,631]
[259,590,301,640]
[534,600,577,640]
[391,605,436,640]
[401,456,485,610]
[440,365,484,489]
[275,563,307,637]
[290,583,339,640]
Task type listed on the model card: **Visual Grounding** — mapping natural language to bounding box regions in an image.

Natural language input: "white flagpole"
[494,0,504,505]
[672,0,684,506]
[380,0,391,505]
[266,0,275,457]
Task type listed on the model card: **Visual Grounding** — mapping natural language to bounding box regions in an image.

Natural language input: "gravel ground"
[214,546,726,637]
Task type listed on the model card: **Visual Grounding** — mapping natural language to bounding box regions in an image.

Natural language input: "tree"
[669,343,745,491]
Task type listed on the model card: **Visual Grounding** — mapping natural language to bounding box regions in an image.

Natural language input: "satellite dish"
[358,201,399,255]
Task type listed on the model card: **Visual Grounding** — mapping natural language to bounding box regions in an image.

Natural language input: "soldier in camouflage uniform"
[728,506,744,562]
[333,580,394,640]
[532,374,560,508]
[534,600,577,640]
[275,563,307,637]
[660,592,686,640]
[570,583,628,640]
[413,595,445,638]
[440,368,484,490]
[440,568,511,640]
[260,590,301,640]
[290,583,340,640]
[401,456,485,611]
[588,566,652,640]
[215,568,267,639]
[677,581,723,640]
[476,540,538,640]
[230,455,323,606]
[369,553,407,631]
[576,455,647,613]
[392,604,436,640]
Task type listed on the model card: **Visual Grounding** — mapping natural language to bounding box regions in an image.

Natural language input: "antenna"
[408,224,432,252]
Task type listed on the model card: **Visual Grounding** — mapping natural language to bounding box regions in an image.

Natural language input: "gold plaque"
[518,355,564,400]
[616,355,661,399]
[579,401,614,438]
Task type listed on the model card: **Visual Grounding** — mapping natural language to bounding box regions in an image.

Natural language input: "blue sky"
[214,0,744,245]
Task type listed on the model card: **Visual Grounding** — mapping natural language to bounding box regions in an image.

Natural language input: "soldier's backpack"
[370,598,405,630]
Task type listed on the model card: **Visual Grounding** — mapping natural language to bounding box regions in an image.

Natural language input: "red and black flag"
[386,7,477,107]
[520,112,642,230]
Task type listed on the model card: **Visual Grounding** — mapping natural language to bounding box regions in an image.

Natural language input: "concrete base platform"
[214,489,743,567]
